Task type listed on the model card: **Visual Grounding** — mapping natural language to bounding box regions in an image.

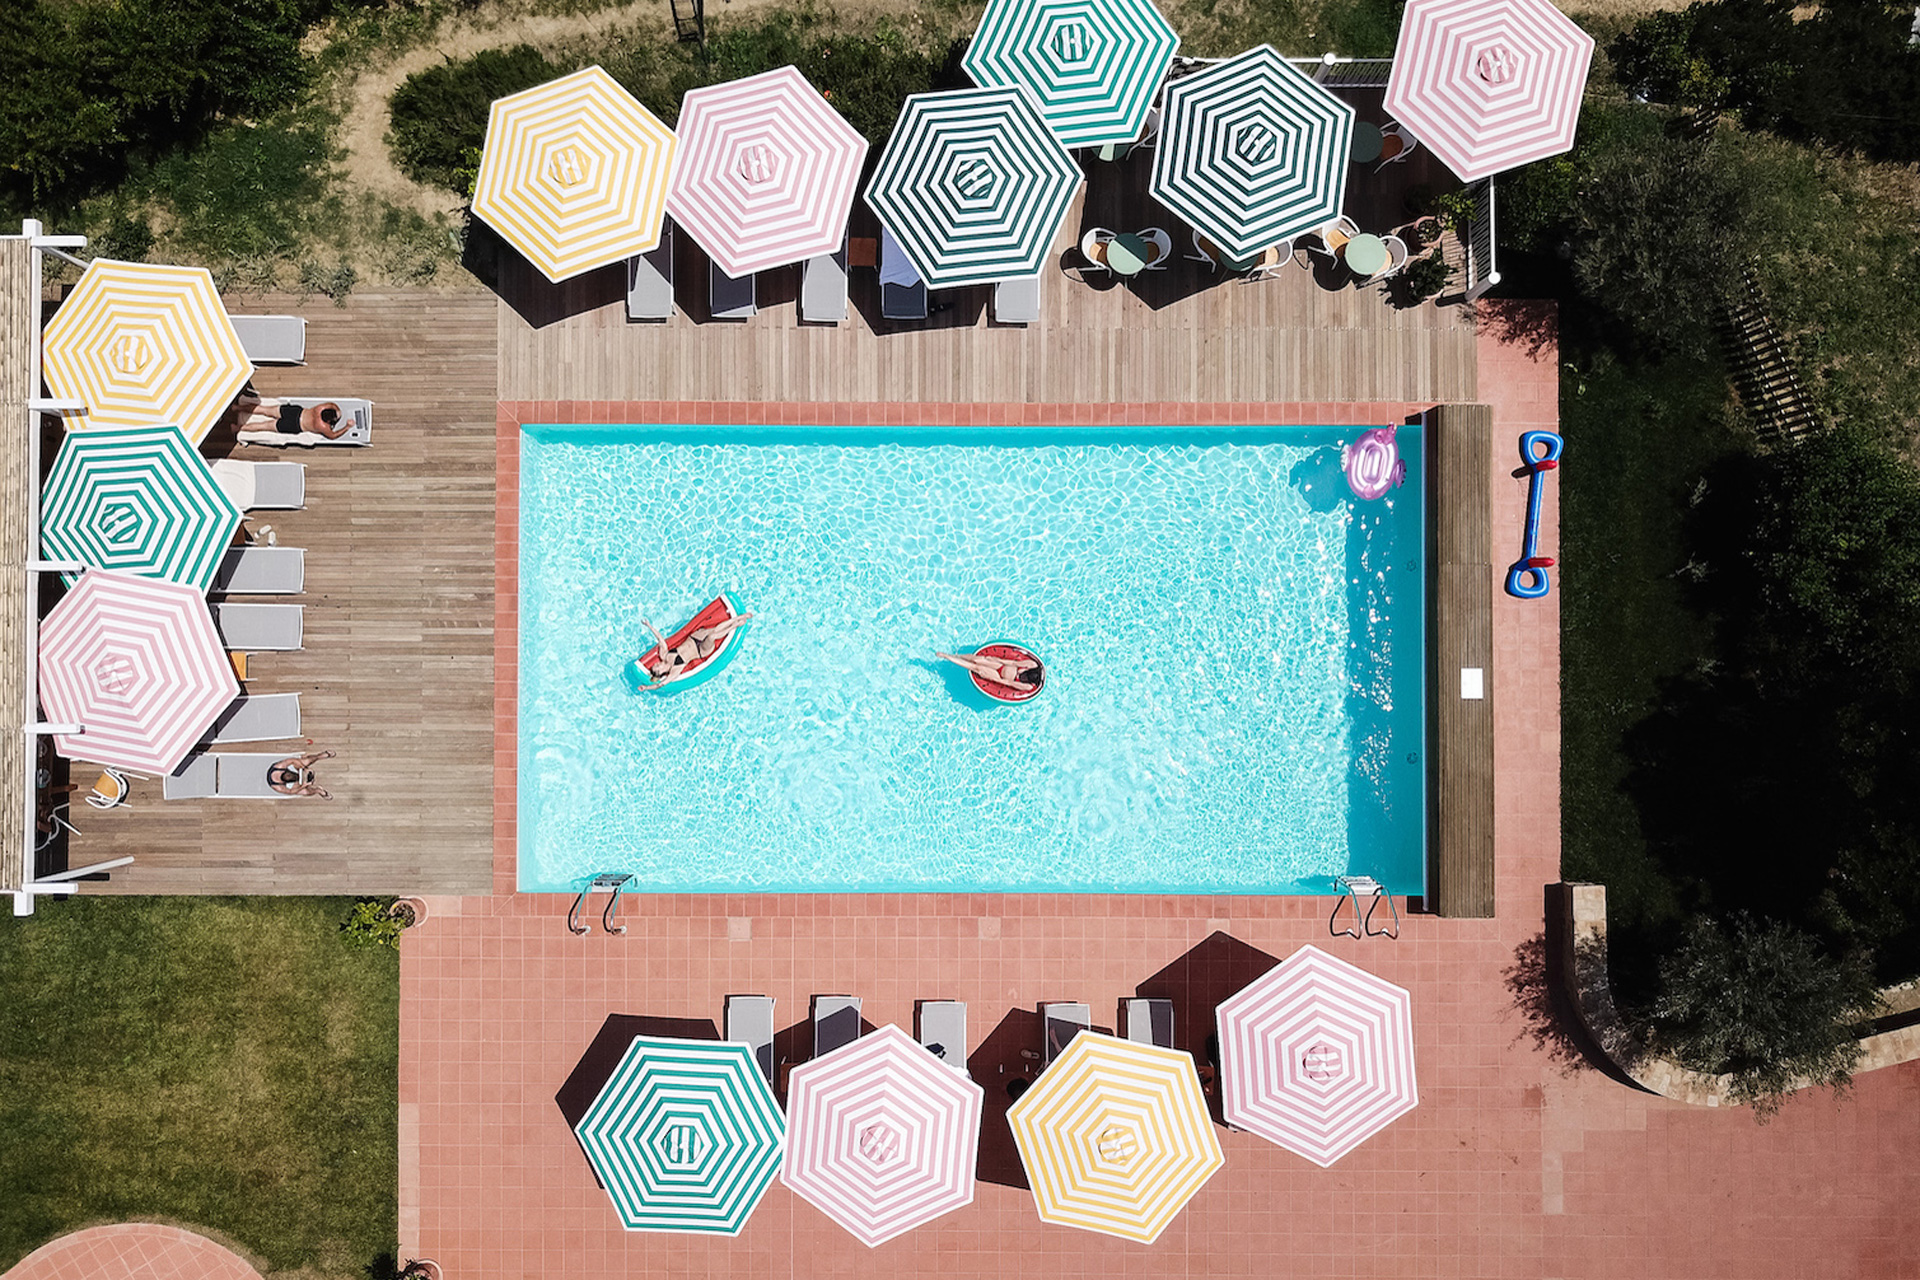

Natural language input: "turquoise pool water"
[518,423,1425,895]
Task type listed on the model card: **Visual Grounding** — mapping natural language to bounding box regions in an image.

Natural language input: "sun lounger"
[163,752,302,799]
[202,693,301,743]
[230,314,306,365]
[626,222,676,322]
[208,459,305,511]
[812,995,862,1058]
[211,546,305,595]
[238,398,372,447]
[211,603,303,651]
[1039,1001,1090,1066]
[994,275,1041,325]
[879,229,928,322]
[916,1000,967,1071]
[711,262,757,320]
[1124,997,1175,1049]
[725,994,777,1083]
[800,237,850,324]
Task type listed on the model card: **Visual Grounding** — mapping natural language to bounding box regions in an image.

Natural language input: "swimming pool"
[518,423,1425,895]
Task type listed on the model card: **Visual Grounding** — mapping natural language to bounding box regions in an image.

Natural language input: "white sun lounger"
[626,222,676,321]
[1124,997,1175,1049]
[711,263,757,320]
[994,274,1041,325]
[211,546,305,595]
[164,752,302,800]
[208,459,306,511]
[812,995,862,1058]
[202,693,301,743]
[1040,1001,1090,1066]
[229,314,307,365]
[880,229,928,321]
[726,994,777,1083]
[238,398,372,447]
[916,1000,968,1072]
[800,237,849,324]
[212,603,304,651]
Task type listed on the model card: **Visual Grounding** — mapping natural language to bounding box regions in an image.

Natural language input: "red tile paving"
[420,342,1920,1280]
[2,1226,262,1280]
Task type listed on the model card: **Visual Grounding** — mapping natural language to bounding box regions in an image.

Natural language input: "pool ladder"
[1330,875,1400,940]
[568,873,634,936]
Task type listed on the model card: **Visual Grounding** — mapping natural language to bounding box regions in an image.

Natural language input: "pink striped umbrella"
[666,66,869,278]
[781,1024,983,1247]
[1383,0,1595,182]
[1215,944,1417,1167]
[38,569,240,773]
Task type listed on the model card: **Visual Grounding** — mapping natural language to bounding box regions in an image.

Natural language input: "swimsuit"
[268,764,311,786]
[274,404,303,434]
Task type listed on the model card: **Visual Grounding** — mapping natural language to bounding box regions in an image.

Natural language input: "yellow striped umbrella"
[472,66,678,283]
[40,260,252,445]
[1007,1032,1223,1243]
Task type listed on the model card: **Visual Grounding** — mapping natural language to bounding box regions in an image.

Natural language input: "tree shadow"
[1503,913,1641,1089]
[1475,296,1560,362]
[1134,930,1282,1123]
[554,1013,721,1185]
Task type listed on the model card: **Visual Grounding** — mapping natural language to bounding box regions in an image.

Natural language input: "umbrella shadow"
[1134,931,1282,1124]
[967,1006,1041,1190]
[465,215,626,330]
[555,1013,720,1185]
[771,1007,881,1101]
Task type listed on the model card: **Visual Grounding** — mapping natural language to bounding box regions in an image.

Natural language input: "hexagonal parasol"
[962,0,1180,149]
[1215,943,1418,1167]
[1007,1031,1222,1244]
[1383,0,1595,182]
[782,1024,984,1247]
[472,66,679,283]
[573,1034,784,1235]
[865,86,1083,288]
[1149,45,1354,263]
[37,569,240,773]
[666,66,869,278]
[41,425,242,593]
[40,260,252,445]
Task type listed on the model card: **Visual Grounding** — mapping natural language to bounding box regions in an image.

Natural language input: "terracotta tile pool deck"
[402,310,1920,1279]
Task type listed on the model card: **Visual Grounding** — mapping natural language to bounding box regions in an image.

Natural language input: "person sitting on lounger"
[267,749,334,799]
[634,612,756,689]
[236,393,350,439]
[937,649,1044,690]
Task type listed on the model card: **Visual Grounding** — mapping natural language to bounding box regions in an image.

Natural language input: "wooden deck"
[71,292,498,894]
[0,239,34,896]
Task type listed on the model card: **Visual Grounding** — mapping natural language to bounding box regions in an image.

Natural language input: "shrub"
[339,898,404,950]
[1402,252,1451,300]
[387,45,561,192]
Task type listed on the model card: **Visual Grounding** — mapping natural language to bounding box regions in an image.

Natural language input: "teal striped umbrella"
[1150,45,1354,262]
[41,425,241,593]
[963,0,1180,149]
[573,1035,785,1235]
[866,86,1083,287]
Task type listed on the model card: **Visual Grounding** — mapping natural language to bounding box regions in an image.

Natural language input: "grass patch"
[0,897,398,1277]
[1163,0,1403,58]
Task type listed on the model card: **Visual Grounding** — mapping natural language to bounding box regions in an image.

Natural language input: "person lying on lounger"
[937,650,1044,690]
[267,749,334,799]
[236,393,350,439]
[634,612,756,689]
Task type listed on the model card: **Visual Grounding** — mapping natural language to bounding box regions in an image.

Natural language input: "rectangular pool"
[518,423,1425,895]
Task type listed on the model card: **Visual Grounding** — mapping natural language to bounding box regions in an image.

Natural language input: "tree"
[1651,913,1880,1117]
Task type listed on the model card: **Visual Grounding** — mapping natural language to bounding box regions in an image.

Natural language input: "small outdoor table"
[1344,233,1388,278]
[1108,233,1150,276]
[1350,121,1384,164]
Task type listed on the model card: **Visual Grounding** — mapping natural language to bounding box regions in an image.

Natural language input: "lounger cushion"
[211,603,304,651]
[212,546,305,595]
[203,693,301,743]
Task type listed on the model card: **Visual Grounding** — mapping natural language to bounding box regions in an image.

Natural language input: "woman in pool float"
[936,649,1044,691]
[634,611,756,691]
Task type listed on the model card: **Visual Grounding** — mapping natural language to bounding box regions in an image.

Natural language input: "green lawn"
[0,897,397,1277]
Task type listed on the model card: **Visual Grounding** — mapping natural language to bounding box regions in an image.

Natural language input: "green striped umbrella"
[866,86,1083,287]
[573,1035,785,1235]
[41,425,242,593]
[963,0,1180,149]
[1150,45,1354,262]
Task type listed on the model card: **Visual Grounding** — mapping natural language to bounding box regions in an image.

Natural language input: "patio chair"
[211,546,305,596]
[202,693,301,744]
[800,235,850,325]
[725,994,777,1083]
[85,767,138,810]
[1079,227,1116,273]
[238,397,373,447]
[1038,1001,1090,1066]
[211,603,304,651]
[879,229,929,321]
[812,994,863,1058]
[230,314,306,365]
[710,262,757,321]
[916,1000,968,1071]
[1140,227,1174,270]
[209,459,305,511]
[163,752,313,800]
[1375,122,1420,172]
[37,801,78,850]
[1123,997,1175,1049]
[1369,234,1412,283]
[993,275,1041,325]
[1304,215,1360,263]
[1134,106,1162,150]
[626,221,676,322]
[1185,230,1219,271]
